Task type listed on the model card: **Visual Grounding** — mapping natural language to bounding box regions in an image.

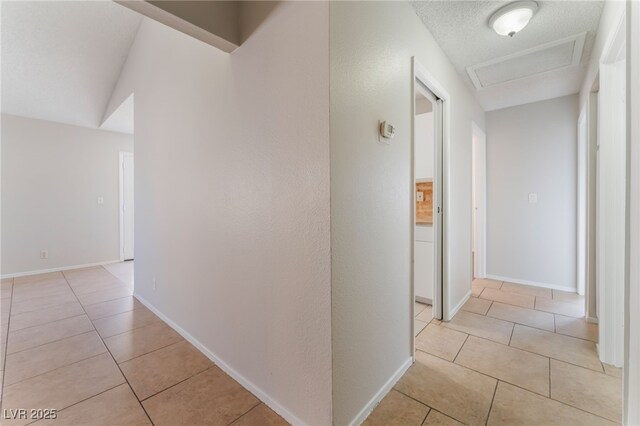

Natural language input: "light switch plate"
[528,193,538,204]
[416,191,424,202]
[97,197,104,205]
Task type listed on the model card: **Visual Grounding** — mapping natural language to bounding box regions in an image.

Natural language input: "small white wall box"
[379,121,396,139]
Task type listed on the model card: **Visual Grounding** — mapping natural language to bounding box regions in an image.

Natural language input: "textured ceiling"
[412,1,604,111]
[1,1,141,133]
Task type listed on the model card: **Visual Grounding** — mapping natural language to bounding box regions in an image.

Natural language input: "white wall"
[486,95,578,290]
[1,114,133,275]
[330,2,485,424]
[415,111,433,179]
[108,4,331,424]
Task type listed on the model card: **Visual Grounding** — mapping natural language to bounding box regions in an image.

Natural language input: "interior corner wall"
[486,95,579,290]
[109,4,331,424]
[329,2,485,424]
[579,0,626,111]
[1,114,133,275]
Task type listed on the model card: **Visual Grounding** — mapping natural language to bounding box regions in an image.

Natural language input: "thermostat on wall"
[379,121,395,140]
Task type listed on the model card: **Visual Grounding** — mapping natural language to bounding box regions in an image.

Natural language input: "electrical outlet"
[40,250,48,259]
[153,278,157,291]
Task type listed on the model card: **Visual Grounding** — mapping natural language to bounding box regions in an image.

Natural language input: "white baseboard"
[484,274,576,292]
[1,260,121,279]
[348,356,413,426]
[587,316,599,324]
[133,292,305,426]
[447,290,471,321]
[415,296,432,305]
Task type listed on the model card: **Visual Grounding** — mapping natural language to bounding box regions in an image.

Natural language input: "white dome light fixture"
[489,1,538,37]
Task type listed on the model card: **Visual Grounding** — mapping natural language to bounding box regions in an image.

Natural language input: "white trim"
[577,108,588,297]
[1,260,121,279]
[448,290,472,320]
[412,56,451,323]
[348,357,413,426]
[601,8,626,65]
[485,274,576,293]
[625,2,639,424]
[597,58,626,367]
[133,292,305,426]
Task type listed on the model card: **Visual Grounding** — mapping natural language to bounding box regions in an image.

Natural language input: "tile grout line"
[113,336,186,365]
[393,387,468,425]
[507,322,515,346]
[62,269,156,426]
[425,326,606,376]
[452,334,470,363]
[95,314,163,340]
[485,379,499,426]
[138,364,216,403]
[485,300,494,316]
[483,311,595,343]
[484,320,604,372]
[8,312,87,334]
[5,329,98,358]
[548,357,552,398]
[21,382,126,426]
[419,408,430,426]
[416,346,616,424]
[1,277,16,410]
[226,401,263,426]
[3,351,113,389]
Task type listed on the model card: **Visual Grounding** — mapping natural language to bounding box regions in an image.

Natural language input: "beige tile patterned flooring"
[366,279,623,426]
[0,265,286,426]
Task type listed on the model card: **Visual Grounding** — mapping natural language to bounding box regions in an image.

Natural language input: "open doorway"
[412,57,446,347]
[119,151,134,262]
[472,122,486,280]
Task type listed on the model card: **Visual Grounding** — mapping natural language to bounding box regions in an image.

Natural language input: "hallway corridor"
[0,266,286,425]
[366,280,622,425]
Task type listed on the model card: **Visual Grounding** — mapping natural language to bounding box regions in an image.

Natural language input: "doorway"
[119,152,134,261]
[472,122,486,280]
[412,57,446,345]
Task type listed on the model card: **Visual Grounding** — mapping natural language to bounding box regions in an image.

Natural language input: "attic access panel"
[466,32,586,90]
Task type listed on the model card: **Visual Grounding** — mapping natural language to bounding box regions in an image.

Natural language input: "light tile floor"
[366,279,623,426]
[0,265,286,426]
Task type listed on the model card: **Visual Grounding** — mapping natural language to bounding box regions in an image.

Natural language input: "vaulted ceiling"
[1,1,141,134]
[412,1,604,111]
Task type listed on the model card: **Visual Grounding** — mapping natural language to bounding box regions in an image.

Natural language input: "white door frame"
[597,10,626,367]
[471,122,487,279]
[410,57,451,356]
[625,1,639,423]
[577,109,587,296]
[586,92,598,323]
[119,152,134,262]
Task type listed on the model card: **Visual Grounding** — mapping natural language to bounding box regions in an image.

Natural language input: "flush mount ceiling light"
[489,1,538,37]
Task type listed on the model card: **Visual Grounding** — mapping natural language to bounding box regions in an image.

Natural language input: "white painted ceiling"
[411,1,604,111]
[1,1,141,134]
